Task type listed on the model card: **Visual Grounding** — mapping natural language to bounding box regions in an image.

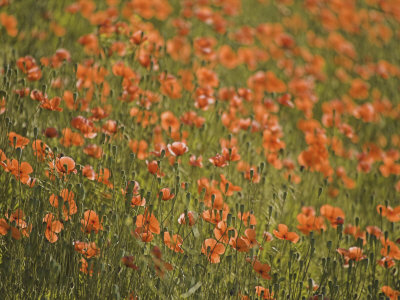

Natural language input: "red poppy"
[81,210,103,234]
[273,224,299,243]
[164,232,184,253]
[167,142,188,156]
[201,238,225,263]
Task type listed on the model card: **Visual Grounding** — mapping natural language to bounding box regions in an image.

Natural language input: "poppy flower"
[74,241,100,258]
[8,132,29,149]
[238,211,257,227]
[81,210,103,234]
[320,205,345,228]
[297,210,326,235]
[60,128,84,147]
[178,211,197,226]
[378,256,395,269]
[252,260,271,280]
[382,286,400,300]
[40,96,63,112]
[201,238,225,263]
[3,159,33,184]
[0,209,31,240]
[337,247,366,266]
[79,258,93,276]
[0,12,17,37]
[146,160,159,175]
[273,224,299,243]
[376,204,400,222]
[189,155,203,168]
[229,236,250,252]
[83,144,103,159]
[255,286,274,299]
[160,188,175,201]
[82,165,96,180]
[151,246,173,278]
[32,140,53,161]
[380,238,400,260]
[164,232,184,253]
[220,174,241,196]
[133,226,154,243]
[167,142,188,156]
[71,116,97,139]
[222,146,241,162]
[54,156,78,176]
[122,256,139,270]
[209,154,228,167]
[129,139,148,160]
[49,189,78,221]
[43,213,64,243]
[214,221,237,244]
[136,209,160,235]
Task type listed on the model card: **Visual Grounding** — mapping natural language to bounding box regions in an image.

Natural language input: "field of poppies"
[0,0,400,299]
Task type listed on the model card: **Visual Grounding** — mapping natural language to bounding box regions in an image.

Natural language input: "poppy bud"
[16,147,22,160]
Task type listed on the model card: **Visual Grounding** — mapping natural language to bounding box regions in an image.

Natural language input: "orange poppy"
[214,221,237,244]
[189,155,203,168]
[178,211,197,226]
[337,247,366,266]
[252,260,271,280]
[136,209,160,235]
[167,142,188,156]
[376,205,400,222]
[83,144,103,159]
[43,213,64,243]
[320,204,345,228]
[164,232,184,253]
[81,210,103,234]
[201,238,225,263]
[382,286,400,300]
[49,189,78,221]
[3,159,33,184]
[220,174,241,196]
[60,128,84,147]
[40,96,63,112]
[74,241,100,258]
[8,132,29,149]
[229,235,250,252]
[82,165,96,180]
[255,286,274,299]
[209,154,228,167]
[273,224,299,243]
[160,188,174,201]
[238,211,257,227]
[0,12,17,37]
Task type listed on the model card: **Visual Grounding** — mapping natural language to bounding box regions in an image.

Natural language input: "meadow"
[0,0,399,299]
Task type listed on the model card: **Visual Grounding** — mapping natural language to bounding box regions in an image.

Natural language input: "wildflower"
[178,211,197,226]
[121,256,139,270]
[320,204,345,228]
[376,204,400,222]
[167,142,188,156]
[43,213,63,243]
[160,188,175,201]
[136,209,160,234]
[201,238,225,263]
[273,224,299,243]
[336,247,366,267]
[209,154,228,167]
[164,232,184,253]
[81,210,103,234]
